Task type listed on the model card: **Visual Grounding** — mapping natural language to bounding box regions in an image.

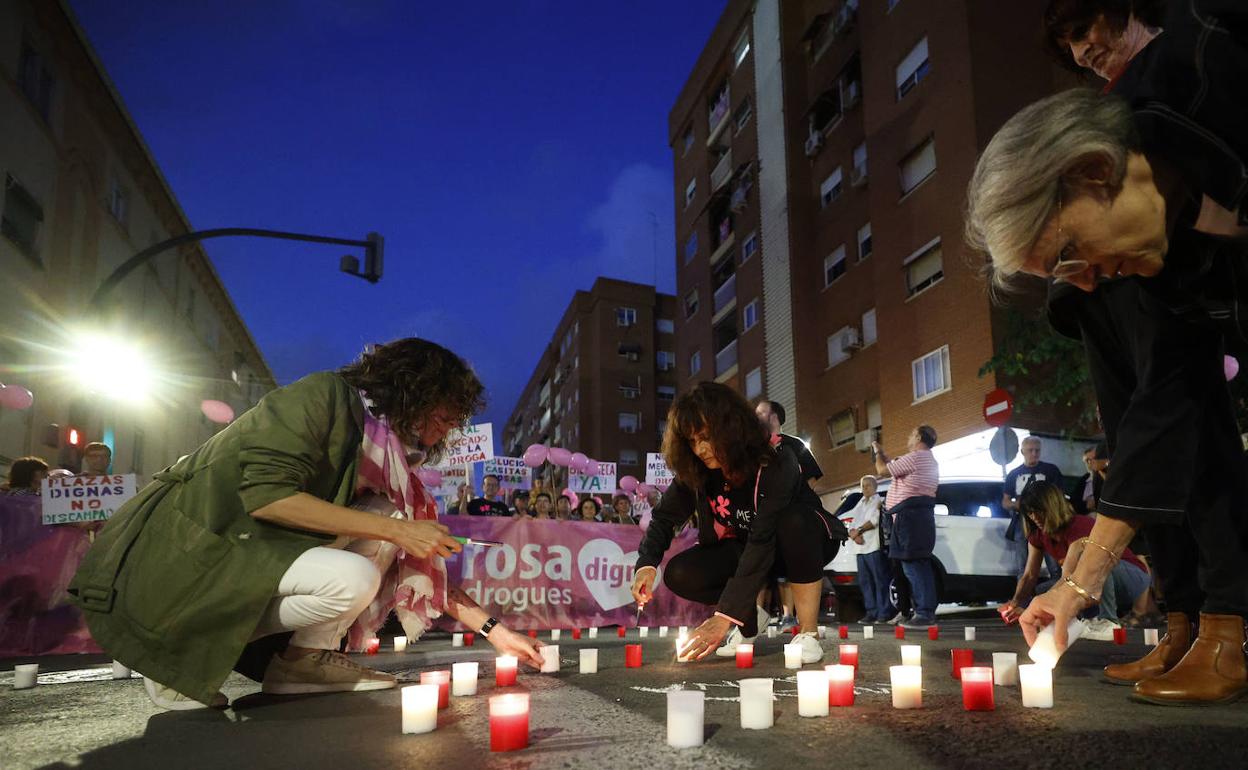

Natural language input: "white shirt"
[847,493,882,555]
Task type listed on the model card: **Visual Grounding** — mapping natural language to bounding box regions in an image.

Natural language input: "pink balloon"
[549,447,572,467]
[569,452,589,473]
[416,468,442,487]
[523,443,549,468]
[1225,355,1240,381]
[200,399,235,424]
[0,384,34,410]
[619,475,639,493]
[582,459,600,476]
[562,490,579,508]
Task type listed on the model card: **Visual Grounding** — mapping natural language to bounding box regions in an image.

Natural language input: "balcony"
[706,86,731,147]
[710,149,734,192]
[715,339,739,377]
[713,273,737,315]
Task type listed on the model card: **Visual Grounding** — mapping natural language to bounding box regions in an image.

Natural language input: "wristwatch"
[479,617,500,638]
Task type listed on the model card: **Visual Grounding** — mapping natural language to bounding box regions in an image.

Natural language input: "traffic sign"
[983,388,1014,427]
[989,427,1019,466]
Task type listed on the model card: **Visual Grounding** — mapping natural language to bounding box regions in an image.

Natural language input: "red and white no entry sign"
[983,388,1013,427]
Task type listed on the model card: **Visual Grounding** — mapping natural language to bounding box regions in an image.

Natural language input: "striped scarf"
[344,399,447,651]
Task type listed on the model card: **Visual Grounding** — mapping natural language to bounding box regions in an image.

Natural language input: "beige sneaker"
[143,676,229,711]
[262,650,397,695]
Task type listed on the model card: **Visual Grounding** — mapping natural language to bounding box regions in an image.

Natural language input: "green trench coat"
[68,372,365,704]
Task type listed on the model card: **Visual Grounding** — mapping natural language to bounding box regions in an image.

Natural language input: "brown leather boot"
[1103,612,1192,686]
[1131,613,1248,706]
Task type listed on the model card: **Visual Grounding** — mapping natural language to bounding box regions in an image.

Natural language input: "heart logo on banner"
[577,538,661,611]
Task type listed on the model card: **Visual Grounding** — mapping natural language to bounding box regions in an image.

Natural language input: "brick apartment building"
[671,0,1083,498]
[503,278,678,485]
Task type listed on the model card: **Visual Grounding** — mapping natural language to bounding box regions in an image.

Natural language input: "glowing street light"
[66,333,157,403]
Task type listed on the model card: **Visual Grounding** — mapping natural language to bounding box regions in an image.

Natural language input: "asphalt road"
[4,618,1247,770]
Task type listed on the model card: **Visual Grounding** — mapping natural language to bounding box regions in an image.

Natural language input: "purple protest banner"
[442,516,707,630]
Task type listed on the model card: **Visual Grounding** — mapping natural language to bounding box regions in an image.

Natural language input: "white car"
[825,476,1017,618]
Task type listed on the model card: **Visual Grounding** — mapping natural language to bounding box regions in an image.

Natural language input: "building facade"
[0,0,275,478]
[504,278,677,485]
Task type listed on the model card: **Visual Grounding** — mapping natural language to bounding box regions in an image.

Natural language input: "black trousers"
[889,557,913,616]
[663,503,835,636]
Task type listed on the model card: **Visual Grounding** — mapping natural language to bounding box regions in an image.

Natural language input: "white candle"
[862,626,874,640]
[817,625,827,639]
[111,661,131,679]
[452,633,464,647]
[784,642,803,670]
[676,633,692,663]
[451,662,479,696]
[767,627,778,639]
[540,645,561,673]
[678,626,688,637]
[401,684,440,734]
[666,690,705,748]
[551,629,561,641]
[1027,618,1087,668]
[1144,628,1159,646]
[13,664,38,690]
[589,627,599,639]
[796,670,830,717]
[1018,663,1053,708]
[738,678,774,729]
[993,652,1019,686]
[579,648,599,673]
[394,635,408,653]
[964,626,976,641]
[890,665,922,709]
[658,626,669,637]
[639,626,650,638]
[900,644,921,666]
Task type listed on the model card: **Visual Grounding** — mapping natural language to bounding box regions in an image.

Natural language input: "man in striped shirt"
[872,426,941,629]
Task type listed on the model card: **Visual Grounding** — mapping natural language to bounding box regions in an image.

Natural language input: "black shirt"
[1003,462,1064,501]
[777,433,823,483]
[466,498,511,517]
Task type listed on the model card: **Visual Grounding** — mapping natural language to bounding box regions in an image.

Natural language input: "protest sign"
[645,452,674,488]
[567,461,617,495]
[41,474,137,525]
[443,423,494,466]
[482,456,532,490]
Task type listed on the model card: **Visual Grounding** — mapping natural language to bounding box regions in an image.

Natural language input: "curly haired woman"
[70,338,543,710]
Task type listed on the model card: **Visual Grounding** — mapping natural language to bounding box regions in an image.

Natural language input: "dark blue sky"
[70,0,725,443]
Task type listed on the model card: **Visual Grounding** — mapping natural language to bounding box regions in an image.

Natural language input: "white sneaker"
[715,605,769,657]
[1083,618,1121,641]
[143,676,228,711]
[793,631,824,664]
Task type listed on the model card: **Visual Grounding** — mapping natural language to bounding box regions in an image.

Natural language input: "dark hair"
[535,492,552,503]
[1042,0,1166,74]
[578,497,601,517]
[1018,480,1076,537]
[83,442,111,456]
[510,489,529,504]
[612,493,630,505]
[917,425,937,449]
[664,382,775,488]
[556,493,571,506]
[1093,441,1110,460]
[6,456,49,490]
[763,400,786,425]
[482,474,500,484]
[338,337,484,465]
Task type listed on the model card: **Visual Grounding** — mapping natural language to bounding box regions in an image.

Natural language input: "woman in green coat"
[70,338,545,710]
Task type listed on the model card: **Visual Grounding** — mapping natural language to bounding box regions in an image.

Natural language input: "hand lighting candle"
[419,670,450,709]
[960,666,995,711]
[401,684,439,734]
[738,678,774,729]
[797,670,830,717]
[579,648,598,674]
[625,644,643,668]
[992,652,1019,686]
[489,693,530,752]
[889,665,922,709]
[1018,663,1054,708]
[393,636,408,653]
[495,655,518,687]
[784,642,803,670]
[666,690,705,748]
[452,662,479,696]
[540,645,560,673]
[736,643,754,669]
[826,664,855,707]
[900,644,921,667]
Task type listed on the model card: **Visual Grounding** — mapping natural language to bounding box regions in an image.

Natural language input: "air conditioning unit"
[804,131,824,157]
[850,164,868,187]
[854,429,876,453]
[841,326,863,351]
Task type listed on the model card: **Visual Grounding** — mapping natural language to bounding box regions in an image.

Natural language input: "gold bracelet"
[1079,537,1121,563]
[1062,575,1101,604]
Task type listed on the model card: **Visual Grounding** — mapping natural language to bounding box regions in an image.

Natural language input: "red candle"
[528,629,538,639]
[951,648,973,679]
[895,626,905,639]
[1113,627,1127,645]
[838,625,849,639]
[625,644,643,668]
[839,644,859,671]
[464,632,475,647]
[928,626,939,641]
[365,638,380,655]
[736,643,754,669]
[825,664,855,707]
[572,628,582,640]
[489,693,530,752]
[420,670,451,709]
[618,627,627,638]
[495,655,518,687]
[960,666,995,711]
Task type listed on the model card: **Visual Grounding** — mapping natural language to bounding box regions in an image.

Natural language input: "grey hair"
[965,89,1139,292]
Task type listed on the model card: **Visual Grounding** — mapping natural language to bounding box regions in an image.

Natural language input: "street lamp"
[65,333,157,403]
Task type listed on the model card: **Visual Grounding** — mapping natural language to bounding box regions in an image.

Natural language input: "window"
[620,449,640,467]
[857,222,873,261]
[684,232,698,263]
[852,142,868,184]
[742,232,758,261]
[657,384,676,400]
[733,31,751,68]
[912,345,951,401]
[896,37,931,99]
[2,174,44,258]
[820,167,843,207]
[862,308,877,346]
[827,410,856,448]
[734,99,753,133]
[619,383,640,399]
[866,397,882,429]
[690,350,702,376]
[619,412,641,433]
[827,326,853,368]
[616,307,637,327]
[657,350,676,370]
[618,343,642,362]
[745,367,763,399]
[684,289,699,318]
[685,178,697,208]
[905,237,944,296]
[823,245,847,287]
[743,299,759,331]
[656,318,675,334]
[899,137,937,195]
[107,176,128,226]
[683,125,694,155]
[18,41,54,122]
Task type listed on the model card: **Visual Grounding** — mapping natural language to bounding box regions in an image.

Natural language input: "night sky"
[69,1,726,445]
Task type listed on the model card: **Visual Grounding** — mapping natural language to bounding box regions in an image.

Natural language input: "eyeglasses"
[1050,189,1090,281]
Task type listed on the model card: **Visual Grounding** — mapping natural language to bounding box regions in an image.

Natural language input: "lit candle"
[393,636,408,653]
[495,656,518,687]
[900,644,921,666]
[736,643,754,669]
[1028,618,1087,668]
[784,642,803,670]
[890,665,922,709]
[960,666,995,711]
[797,670,830,717]
[464,632,475,647]
[895,625,905,639]
[365,638,380,655]
[489,693,530,752]
[401,684,439,734]
[838,625,849,639]
[839,644,859,670]
[571,628,582,640]
[1018,663,1054,708]
[551,629,561,641]
[617,627,627,638]
[767,627,778,639]
[738,678,774,729]
[579,648,598,673]
[452,662,479,696]
[659,626,669,637]
[951,648,973,679]
[589,627,599,639]
[13,664,37,690]
[419,670,450,709]
[529,629,539,639]
[639,626,650,638]
[540,645,560,673]
[862,626,874,640]
[111,661,131,680]
[992,652,1018,686]
[666,690,705,748]
[826,664,855,707]
[675,633,693,663]
[1113,627,1127,645]
[817,626,827,639]
[964,626,977,641]
[625,644,643,668]
[928,626,939,641]
[1144,628,1159,646]
[678,626,688,637]
[452,633,464,648]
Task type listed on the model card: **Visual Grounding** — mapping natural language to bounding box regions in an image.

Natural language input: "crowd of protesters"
[442,473,654,526]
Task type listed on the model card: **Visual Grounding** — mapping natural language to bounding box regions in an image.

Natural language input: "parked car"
[824,476,1017,620]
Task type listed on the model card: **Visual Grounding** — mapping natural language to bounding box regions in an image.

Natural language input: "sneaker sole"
[262,679,397,695]
[143,678,227,710]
